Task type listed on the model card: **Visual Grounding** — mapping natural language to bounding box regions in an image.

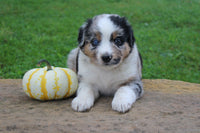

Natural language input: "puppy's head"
[78,14,135,68]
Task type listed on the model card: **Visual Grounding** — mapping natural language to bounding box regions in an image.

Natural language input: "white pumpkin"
[22,59,78,100]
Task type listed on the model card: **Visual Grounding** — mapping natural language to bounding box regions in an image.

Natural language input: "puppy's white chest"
[78,53,137,95]
[79,65,121,94]
[91,67,121,87]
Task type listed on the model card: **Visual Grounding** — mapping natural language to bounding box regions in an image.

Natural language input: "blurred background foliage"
[0,0,199,83]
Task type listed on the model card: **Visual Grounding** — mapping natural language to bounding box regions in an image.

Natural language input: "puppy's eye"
[91,38,99,47]
[114,37,123,47]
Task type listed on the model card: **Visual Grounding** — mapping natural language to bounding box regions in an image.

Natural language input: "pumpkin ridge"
[40,70,48,100]
[54,70,60,99]
[60,68,72,98]
[26,69,40,98]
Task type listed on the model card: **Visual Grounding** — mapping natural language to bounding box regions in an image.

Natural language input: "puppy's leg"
[112,81,143,113]
[71,82,99,112]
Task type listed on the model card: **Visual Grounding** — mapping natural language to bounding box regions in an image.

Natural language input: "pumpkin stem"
[37,59,53,71]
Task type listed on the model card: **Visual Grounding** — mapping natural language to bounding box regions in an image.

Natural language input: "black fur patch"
[135,83,142,97]
[109,15,135,47]
[76,49,80,73]
[139,52,143,68]
[84,19,93,37]
[78,19,93,48]
[78,27,84,44]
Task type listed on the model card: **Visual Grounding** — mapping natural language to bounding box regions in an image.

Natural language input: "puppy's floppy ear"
[77,19,92,48]
[78,27,84,47]
[109,15,135,47]
[128,29,135,48]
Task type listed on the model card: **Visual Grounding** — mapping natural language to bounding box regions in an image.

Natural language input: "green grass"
[0,0,200,83]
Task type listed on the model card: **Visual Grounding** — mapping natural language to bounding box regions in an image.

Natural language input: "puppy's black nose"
[101,54,112,63]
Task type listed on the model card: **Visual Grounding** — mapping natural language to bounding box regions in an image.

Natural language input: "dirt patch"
[0,79,200,133]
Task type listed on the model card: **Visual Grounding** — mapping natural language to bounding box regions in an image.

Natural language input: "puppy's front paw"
[71,96,94,112]
[112,97,133,113]
[112,87,136,113]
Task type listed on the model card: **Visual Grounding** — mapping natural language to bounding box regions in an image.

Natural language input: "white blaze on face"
[97,15,116,39]
[96,15,116,63]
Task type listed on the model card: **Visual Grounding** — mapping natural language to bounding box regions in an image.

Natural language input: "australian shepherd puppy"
[67,14,143,113]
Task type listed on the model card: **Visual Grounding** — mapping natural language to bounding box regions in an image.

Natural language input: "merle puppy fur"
[67,14,143,113]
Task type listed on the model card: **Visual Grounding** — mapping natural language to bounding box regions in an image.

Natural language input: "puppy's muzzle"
[101,54,121,66]
[101,54,112,63]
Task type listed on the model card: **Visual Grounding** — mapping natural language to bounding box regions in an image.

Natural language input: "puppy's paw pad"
[112,98,133,113]
[71,97,94,112]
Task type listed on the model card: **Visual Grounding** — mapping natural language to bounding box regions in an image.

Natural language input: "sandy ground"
[0,79,200,133]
